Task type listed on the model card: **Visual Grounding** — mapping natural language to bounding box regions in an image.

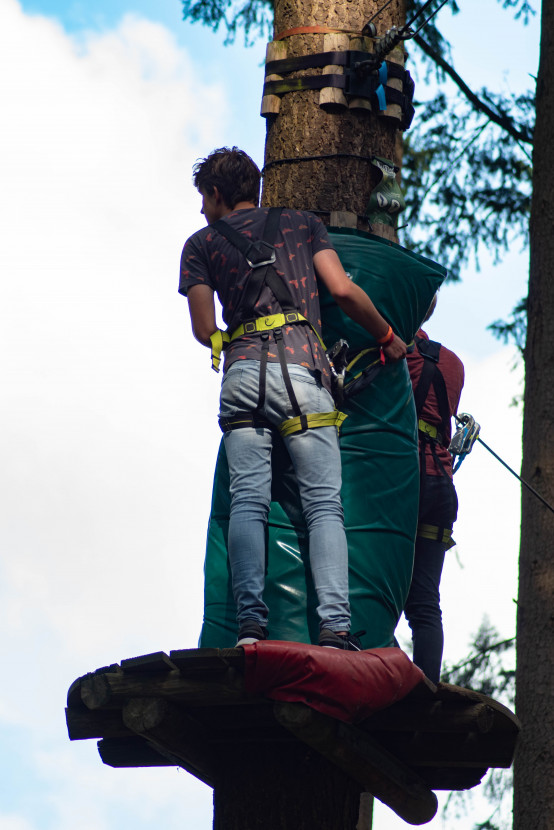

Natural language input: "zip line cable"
[476,436,554,516]
[451,414,554,515]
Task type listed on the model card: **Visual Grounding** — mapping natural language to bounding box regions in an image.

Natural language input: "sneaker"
[236,622,268,647]
[319,628,365,651]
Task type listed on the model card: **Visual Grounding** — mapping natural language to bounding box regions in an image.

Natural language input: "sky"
[0,0,539,828]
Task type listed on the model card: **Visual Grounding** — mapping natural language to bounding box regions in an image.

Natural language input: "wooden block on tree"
[330,210,358,228]
[383,45,405,122]
[261,40,287,117]
[320,33,349,111]
[348,35,374,112]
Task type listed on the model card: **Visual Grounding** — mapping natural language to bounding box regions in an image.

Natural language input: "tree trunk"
[261,0,406,241]
[212,743,365,829]
[514,1,554,828]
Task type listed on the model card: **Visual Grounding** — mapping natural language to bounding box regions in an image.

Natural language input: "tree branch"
[413,33,534,145]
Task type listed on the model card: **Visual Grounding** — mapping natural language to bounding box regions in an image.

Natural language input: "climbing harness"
[412,336,458,547]
[209,207,346,437]
[449,414,554,516]
[413,337,452,478]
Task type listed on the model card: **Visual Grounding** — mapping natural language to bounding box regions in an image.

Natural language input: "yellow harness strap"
[417,523,455,550]
[230,312,327,352]
[210,329,231,372]
[278,409,347,438]
[418,419,439,440]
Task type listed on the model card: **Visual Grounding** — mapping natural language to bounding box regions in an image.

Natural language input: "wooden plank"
[98,736,175,768]
[169,647,244,676]
[418,767,487,791]
[80,666,253,710]
[362,701,496,734]
[65,707,132,740]
[121,651,177,674]
[436,684,521,731]
[274,701,438,825]
[375,729,517,768]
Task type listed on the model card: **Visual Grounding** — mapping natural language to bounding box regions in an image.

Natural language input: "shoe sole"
[236,636,262,646]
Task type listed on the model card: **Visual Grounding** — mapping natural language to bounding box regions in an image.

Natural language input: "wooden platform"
[66,648,519,826]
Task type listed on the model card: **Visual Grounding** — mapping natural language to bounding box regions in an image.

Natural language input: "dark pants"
[404,473,458,683]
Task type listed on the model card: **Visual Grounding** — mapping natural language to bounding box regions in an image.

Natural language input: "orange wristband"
[377,325,394,347]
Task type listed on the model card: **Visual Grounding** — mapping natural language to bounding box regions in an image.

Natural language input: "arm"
[187,284,217,346]
[313,248,407,361]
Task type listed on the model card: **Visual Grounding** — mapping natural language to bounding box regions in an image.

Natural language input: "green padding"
[199,231,445,649]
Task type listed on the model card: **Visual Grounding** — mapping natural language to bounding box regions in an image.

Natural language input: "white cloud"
[0,3,223,826]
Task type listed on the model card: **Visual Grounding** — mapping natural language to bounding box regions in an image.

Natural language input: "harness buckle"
[285,312,299,324]
[244,240,277,269]
[243,321,257,334]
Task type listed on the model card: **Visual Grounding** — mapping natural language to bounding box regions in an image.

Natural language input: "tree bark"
[262,0,406,240]
[514,2,554,828]
[212,743,364,830]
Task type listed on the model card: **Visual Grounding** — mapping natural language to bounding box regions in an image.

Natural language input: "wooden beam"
[376,730,517,768]
[80,666,250,710]
[122,697,215,787]
[274,702,438,825]
[98,736,174,768]
[362,701,496,734]
[65,707,132,740]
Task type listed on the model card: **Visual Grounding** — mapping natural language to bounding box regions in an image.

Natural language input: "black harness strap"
[413,337,452,477]
[212,208,289,329]
[212,208,310,431]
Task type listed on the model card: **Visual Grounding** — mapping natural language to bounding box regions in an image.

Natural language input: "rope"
[274,25,364,41]
[477,437,554,516]
[262,153,376,175]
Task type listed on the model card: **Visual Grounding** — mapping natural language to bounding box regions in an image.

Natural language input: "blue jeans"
[220,360,350,633]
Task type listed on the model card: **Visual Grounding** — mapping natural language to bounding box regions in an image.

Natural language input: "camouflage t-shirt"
[179,207,334,391]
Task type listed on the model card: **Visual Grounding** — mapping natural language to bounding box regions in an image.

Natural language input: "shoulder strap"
[212,208,298,323]
[413,338,451,444]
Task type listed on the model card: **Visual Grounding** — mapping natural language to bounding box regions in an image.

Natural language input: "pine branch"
[413,33,534,144]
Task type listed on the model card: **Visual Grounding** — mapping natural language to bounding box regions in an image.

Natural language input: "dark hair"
[192,147,261,208]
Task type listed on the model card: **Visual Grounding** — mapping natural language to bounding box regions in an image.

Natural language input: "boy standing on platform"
[179,146,406,648]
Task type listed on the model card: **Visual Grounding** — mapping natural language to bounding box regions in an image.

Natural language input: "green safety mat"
[199,229,446,649]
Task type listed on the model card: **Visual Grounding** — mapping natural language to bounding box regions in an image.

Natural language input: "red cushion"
[243,641,425,723]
